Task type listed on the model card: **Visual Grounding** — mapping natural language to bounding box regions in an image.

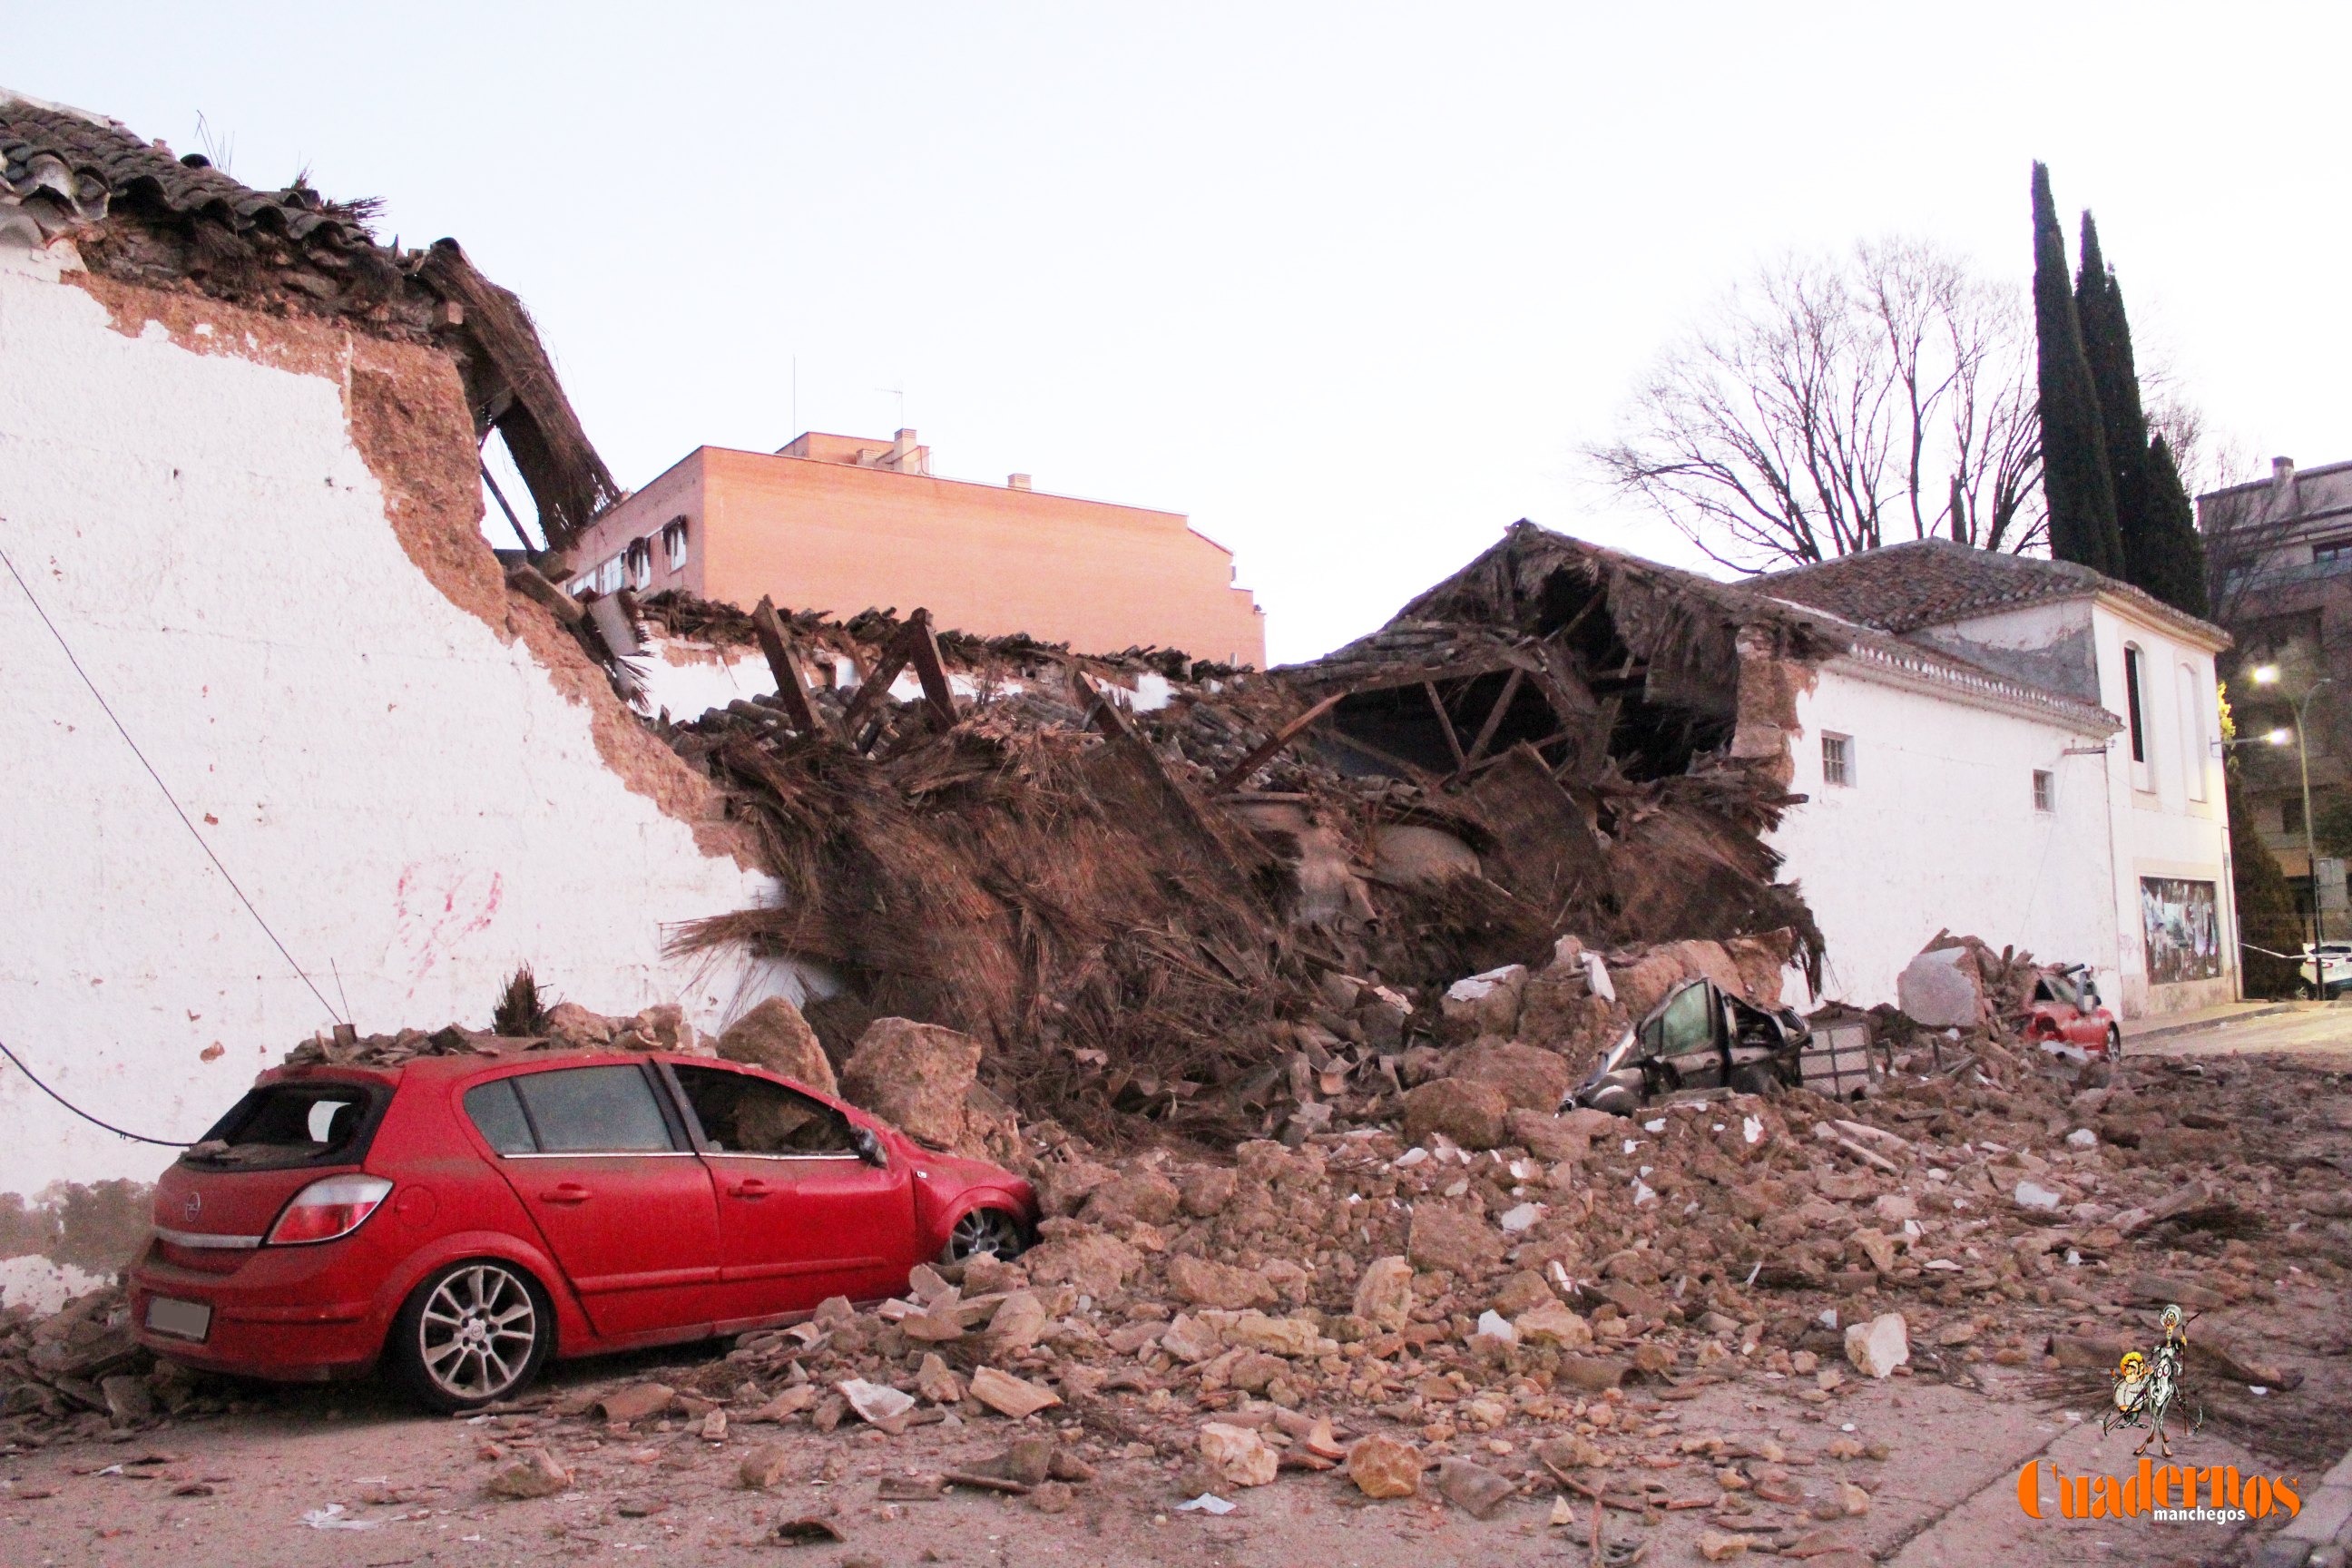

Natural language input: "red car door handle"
[729,1179,770,1199]
[539,1183,592,1204]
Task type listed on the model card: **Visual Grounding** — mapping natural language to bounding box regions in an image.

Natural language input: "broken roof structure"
[0,89,618,545]
[640,523,1874,1140]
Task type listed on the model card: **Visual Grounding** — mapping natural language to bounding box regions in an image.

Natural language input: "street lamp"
[2251,664,2336,941]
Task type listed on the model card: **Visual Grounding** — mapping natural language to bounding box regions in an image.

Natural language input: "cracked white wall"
[0,246,785,1301]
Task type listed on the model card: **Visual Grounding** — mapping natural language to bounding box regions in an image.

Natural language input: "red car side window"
[671,1065,856,1155]
[512,1065,677,1153]
[462,1079,536,1155]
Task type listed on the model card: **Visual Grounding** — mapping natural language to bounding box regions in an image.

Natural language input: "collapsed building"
[0,83,2232,1334]
[598,521,1859,1143]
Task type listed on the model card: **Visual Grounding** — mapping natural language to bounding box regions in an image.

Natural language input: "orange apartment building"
[561,430,1266,665]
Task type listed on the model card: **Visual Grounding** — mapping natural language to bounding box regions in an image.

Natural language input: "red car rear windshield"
[183,1082,385,1171]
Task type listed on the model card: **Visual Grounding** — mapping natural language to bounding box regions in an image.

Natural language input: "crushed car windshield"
[1655,982,1716,1056]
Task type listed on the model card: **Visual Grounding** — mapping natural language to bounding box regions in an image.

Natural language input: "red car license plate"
[146,1295,212,1342]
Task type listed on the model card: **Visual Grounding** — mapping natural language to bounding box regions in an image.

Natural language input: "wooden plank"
[1423,681,1468,770]
[1073,671,1135,740]
[750,595,833,739]
[480,462,537,552]
[1456,666,1525,774]
[1210,691,1345,794]
[902,608,958,727]
[837,632,915,751]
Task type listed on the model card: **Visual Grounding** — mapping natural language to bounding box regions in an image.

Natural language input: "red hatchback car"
[128,1051,1036,1409]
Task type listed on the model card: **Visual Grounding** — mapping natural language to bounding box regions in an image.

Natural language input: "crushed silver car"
[1567,977,1809,1115]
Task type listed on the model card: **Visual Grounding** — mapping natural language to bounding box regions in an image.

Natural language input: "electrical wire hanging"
[0,1035,193,1146]
[0,542,345,1025]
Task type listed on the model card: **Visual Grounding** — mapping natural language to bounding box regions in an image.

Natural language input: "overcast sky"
[15,3,2346,662]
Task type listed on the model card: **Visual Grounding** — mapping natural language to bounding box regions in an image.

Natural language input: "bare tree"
[1588,239,2045,573]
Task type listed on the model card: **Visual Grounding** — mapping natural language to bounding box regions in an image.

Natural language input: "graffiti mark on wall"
[393,861,504,984]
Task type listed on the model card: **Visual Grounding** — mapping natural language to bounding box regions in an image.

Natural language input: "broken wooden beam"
[1210,692,1344,794]
[837,636,915,750]
[503,562,585,625]
[1423,681,1469,770]
[835,610,958,750]
[1455,665,1525,776]
[749,595,835,739]
[902,609,958,727]
[1073,670,1136,740]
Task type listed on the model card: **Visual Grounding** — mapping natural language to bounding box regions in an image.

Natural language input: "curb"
[2122,1004,2299,1044]
[2254,1446,2352,1565]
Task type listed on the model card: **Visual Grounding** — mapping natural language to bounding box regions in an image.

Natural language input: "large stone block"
[717,997,836,1096]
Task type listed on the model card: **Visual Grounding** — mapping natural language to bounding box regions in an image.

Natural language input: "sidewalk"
[2120,999,2307,1043]
[2257,1443,2352,1565]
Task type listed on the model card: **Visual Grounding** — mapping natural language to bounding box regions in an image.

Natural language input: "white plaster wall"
[1769,665,2122,1012]
[2083,603,2235,1015]
[0,252,781,1220]
[637,636,777,722]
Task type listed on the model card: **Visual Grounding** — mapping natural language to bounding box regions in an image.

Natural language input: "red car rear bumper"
[129,1239,387,1380]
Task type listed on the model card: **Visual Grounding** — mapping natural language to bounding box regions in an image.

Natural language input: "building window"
[2178,663,2207,801]
[624,539,652,591]
[2033,769,2054,812]
[1821,733,1854,788]
[2284,795,2307,835]
[2122,645,2147,764]
[596,556,623,595]
[662,517,690,571]
[2314,538,2352,564]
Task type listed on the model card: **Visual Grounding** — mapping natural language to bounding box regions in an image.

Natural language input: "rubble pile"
[4,936,2347,1512]
[644,525,1839,1141]
[0,1286,233,1438]
[456,968,2345,1523]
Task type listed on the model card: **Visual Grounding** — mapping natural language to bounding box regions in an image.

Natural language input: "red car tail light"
[266,1175,394,1246]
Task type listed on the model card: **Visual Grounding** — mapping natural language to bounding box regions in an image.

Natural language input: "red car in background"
[129,1053,1035,1409]
[2024,965,2122,1059]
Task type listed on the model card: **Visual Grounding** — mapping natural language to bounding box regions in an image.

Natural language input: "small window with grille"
[2034,769,2054,812]
[1822,733,1854,788]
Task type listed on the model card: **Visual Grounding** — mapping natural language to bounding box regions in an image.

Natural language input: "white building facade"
[1763,542,2236,1020]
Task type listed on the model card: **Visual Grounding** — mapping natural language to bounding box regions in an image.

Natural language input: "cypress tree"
[2031,163,2122,574]
[2073,214,2154,581]
[2139,435,2210,617]
[2230,755,2305,996]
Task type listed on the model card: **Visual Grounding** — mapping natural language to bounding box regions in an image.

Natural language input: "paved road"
[2136,1003,2352,1063]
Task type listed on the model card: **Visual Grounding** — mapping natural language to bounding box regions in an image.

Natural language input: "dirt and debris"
[2,522,2346,1559]
[2,951,2347,1568]
[632,524,1853,1144]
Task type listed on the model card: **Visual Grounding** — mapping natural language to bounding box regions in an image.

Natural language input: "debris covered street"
[5,54,2352,1568]
[6,995,2348,1566]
